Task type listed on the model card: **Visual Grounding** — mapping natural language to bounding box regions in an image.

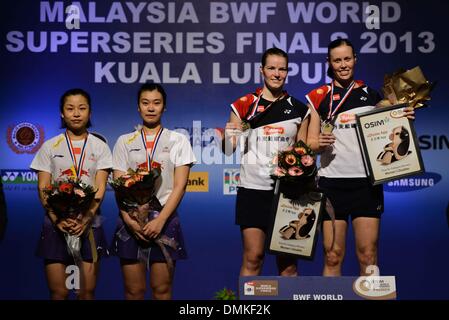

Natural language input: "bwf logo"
[223,169,239,195]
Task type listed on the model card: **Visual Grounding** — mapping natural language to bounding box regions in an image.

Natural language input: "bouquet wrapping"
[377,66,435,109]
[43,178,97,264]
[111,166,178,272]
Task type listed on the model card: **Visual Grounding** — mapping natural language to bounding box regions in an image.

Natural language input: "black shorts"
[318,177,384,222]
[235,187,275,230]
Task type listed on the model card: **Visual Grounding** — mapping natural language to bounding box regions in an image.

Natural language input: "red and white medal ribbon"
[326,80,355,122]
[64,131,88,179]
[140,127,163,170]
[246,91,286,122]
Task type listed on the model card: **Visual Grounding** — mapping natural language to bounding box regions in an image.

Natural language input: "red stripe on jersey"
[305,80,365,110]
[306,84,330,110]
[230,93,257,119]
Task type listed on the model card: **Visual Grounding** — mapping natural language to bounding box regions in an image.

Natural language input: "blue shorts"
[110,212,187,262]
[36,215,108,263]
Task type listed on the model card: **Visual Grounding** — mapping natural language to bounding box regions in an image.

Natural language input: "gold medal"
[241,121,250,131]
[321,122,334,134]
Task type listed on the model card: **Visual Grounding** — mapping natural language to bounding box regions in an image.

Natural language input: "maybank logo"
[1,169,38,184]
[384,172,442,192]
[186,172,208,192]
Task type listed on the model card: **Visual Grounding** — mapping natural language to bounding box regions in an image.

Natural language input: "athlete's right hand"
[319,132,336,148]
[55,218,75,234]
[121,210,148,242]
[225,122,243,137]
[128,219,148,242]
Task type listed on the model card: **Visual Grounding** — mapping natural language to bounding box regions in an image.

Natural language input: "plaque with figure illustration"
[355,104,424,185]
[268,191,323,260]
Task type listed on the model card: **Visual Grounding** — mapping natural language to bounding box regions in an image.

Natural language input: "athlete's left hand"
[402,106,415,120]
[68,216,91,236]
[142,217,166,239]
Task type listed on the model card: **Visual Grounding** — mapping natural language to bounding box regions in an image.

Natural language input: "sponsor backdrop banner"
[0,0,448,299]
[240,275,397,300]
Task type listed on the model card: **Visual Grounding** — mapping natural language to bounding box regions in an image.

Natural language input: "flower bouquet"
[110,166,163,225]
[271,140,317,199]
[110,165,179,272]
[43,178,97,264]
[44,179,96,219]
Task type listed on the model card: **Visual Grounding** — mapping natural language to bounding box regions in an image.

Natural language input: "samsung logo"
[384,172,442,192]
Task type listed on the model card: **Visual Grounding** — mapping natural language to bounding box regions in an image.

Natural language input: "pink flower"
[137,170,149,176]
[272,156,279,166]
[301,155,314,167]
[285,154,297,166]
[273,167,287,177]
[284,146,294,152]
[288,167,303,176]
[124,178,136,187]
[295,147,306,155]
[74,188,86,198]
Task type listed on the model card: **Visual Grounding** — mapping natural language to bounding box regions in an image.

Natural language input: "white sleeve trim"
[305,95,315,109]
[230,104,242,120]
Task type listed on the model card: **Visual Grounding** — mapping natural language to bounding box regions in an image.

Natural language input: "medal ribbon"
[140,127,163,170]
[65,131,89,179]
[246,91,286,121]
[326,80,355,122]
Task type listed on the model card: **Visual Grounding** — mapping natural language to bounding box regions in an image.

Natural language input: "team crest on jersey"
[333,94,341,101]
[316,89,324,95]
[240,96,248,102]
[7,122,44,154]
